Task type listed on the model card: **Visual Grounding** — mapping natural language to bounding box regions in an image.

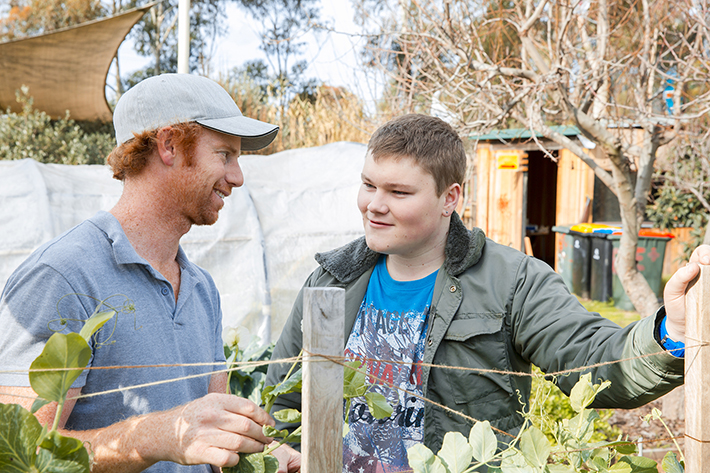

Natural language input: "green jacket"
[264,213,684,452]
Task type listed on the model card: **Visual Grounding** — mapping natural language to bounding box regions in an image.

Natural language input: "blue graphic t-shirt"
[343,256,438,473]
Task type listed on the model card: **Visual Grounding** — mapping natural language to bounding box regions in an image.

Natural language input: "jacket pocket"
[438,314,514,404]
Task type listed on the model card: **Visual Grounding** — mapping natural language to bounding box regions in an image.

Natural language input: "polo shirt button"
[161,287,169,296]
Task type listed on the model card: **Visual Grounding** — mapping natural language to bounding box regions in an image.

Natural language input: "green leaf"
[263,454,279,473]
[262,425,287,438]
[269,368,302,398]
[547,465,576,473]
[0,403,43,472]
[661,452,684,473]
[30,398,51,414]
[35,430,90,473]
[437,432,473,473]
[272,409,301,424]
[608,455,658,473]
[343,360,368,398]
[568,409,600,442]
[519,426,550,468]
[223,452,278,473]
[284,430,301,443]
[569,373,611,413]
[261,385,275,406]
[78,310,115,343]
[29,333,91,403]
[408,444,450,473]
[607,441,637,455]
[591,454,610,471]
[343,422,350,438]
[499,449,536,473]
[469,421,498,464]
[364,392,393,420]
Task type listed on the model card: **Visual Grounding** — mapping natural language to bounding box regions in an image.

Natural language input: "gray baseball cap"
[113,73,279,151]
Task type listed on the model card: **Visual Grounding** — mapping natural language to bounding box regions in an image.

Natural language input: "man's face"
[172,128,243,226]
[357,153,449,259]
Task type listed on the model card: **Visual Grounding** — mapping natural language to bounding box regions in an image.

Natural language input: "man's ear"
[443,183,461,216]
[156,127,177,166]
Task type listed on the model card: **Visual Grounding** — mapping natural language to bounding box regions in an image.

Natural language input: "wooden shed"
[465,126,599,270]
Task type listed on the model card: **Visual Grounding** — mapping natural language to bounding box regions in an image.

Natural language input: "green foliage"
[407,374,683,473]
[647,134,710,259]
[343,360,394,423]
[224,327,274,406]
[647,185,705,230]
[0,302,120,472]
[224,337,394,473]
[29,332,92,404]
[528,368,620,444]
[0,87,114,165]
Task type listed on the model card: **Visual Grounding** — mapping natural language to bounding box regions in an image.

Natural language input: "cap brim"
[196,116,279,151]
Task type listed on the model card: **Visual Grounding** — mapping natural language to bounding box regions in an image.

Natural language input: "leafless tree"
[356,0,710,316]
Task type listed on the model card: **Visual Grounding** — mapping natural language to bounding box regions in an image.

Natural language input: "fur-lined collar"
[315,212,486,283]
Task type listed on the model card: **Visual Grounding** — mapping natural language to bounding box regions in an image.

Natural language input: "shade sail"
[0,6,151,122]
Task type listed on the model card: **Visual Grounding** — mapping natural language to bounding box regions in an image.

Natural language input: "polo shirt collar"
[89,211,189,271]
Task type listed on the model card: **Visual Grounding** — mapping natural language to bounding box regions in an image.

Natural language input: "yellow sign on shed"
[495,151,520,170]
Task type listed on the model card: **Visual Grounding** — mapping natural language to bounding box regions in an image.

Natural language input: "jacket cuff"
[632,307,684,377]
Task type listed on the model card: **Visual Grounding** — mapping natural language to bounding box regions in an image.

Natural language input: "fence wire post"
[685,265,710,470]
[301,287,345,473]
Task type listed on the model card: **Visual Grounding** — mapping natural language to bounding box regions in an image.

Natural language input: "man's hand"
[663,244,710,343]
[154,393,275,468]
[268,442,301,473]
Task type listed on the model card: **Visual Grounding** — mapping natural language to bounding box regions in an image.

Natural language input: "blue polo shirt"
[0,211,224,473]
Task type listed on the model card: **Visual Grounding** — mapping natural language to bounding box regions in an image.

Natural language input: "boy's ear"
[443,183,462,216]
[156,127,177,166]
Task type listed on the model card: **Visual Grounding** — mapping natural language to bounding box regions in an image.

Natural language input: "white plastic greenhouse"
[0,141,367,343]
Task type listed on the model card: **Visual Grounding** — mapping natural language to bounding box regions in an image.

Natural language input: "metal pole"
[177,0,190,74]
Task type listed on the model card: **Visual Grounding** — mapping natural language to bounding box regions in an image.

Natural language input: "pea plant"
[407,373,684,473]
[0,297,129,473]
[223,337,393,473]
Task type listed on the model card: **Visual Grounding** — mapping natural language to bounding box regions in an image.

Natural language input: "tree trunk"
[612,163,660,318]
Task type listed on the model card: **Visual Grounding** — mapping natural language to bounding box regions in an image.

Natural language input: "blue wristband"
[660,317,685,358]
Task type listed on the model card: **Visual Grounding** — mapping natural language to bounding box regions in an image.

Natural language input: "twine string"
[0,344,698,448]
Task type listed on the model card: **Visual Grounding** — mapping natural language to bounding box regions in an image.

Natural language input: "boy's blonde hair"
[367,114,466,196]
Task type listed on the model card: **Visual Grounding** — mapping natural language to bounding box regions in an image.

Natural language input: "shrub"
[0,86,114,165]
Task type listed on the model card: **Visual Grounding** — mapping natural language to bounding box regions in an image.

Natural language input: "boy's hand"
[269,442,301,473]
[663,244,710,343]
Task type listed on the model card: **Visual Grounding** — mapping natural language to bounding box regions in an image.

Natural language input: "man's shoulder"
[30,218,109,268]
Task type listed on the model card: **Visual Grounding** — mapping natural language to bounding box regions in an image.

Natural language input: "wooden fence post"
[685,265,710,470]
[301,287,345,473]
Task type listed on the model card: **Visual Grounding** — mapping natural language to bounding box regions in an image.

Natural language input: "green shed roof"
[469,125,581,141]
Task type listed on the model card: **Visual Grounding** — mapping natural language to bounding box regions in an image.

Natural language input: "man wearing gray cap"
[0,74,300,473]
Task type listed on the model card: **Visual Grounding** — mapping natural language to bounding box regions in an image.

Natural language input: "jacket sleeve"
[509,255,684,408]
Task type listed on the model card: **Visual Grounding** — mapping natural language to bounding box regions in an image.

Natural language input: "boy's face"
[357,153,452,260]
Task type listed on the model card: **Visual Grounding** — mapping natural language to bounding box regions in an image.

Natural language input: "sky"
[111,0,379,106]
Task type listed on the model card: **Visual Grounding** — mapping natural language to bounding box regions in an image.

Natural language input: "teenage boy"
[265,113,704,473]
[0,74,299,473]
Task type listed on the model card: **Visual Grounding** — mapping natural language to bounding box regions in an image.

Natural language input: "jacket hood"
[315,212,486,284]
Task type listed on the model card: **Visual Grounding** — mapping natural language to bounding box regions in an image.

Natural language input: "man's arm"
[1,383,275,473]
